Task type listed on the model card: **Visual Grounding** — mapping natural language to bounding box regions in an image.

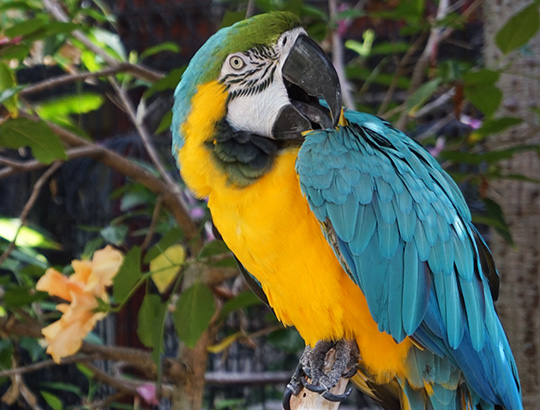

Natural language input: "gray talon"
[282,340,359,407]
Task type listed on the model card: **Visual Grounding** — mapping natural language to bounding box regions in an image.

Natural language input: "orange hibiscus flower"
[36,245,124,363]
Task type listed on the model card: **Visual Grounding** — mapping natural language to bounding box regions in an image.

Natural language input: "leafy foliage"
[0,0,538,408]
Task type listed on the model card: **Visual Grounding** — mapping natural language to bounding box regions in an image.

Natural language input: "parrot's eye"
[229,55,246,70]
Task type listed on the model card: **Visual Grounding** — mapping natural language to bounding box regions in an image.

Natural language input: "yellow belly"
[208,149,412,382]
[176,80,412,382]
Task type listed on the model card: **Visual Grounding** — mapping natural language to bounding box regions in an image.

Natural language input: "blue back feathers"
[297,111,522,410]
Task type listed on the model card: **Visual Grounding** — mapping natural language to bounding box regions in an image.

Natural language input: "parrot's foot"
[283,340,359,410]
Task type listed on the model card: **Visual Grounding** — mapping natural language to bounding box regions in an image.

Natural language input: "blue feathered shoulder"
[296,111,522,410]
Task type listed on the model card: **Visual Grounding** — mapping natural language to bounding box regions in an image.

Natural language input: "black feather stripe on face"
[222,44,279,101]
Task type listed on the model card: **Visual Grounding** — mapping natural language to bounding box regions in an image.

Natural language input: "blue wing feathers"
[297,111,522,410]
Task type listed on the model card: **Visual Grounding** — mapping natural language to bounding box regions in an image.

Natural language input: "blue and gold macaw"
[171,12,522,410]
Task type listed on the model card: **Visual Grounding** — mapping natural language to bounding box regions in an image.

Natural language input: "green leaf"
[406,78,441,113]
[143,67,185,99]
[266,328,304,354]
[219,10,246,28]
[495,2,540,54]
[197,240,236,267]
[0,1,41,13]
[370,41,409,55]
[346,66,410,89]
[472,117,522,139]
[345,29,375,57]
[20,337,44,362]
[90,28,126,61]
[41,391,63,410]
[4,285,46,308]
[76,363,93,379]
[333,9,365,20]
[198,240,230,259]
[40,382,82,397]
[81,236,105,259]
[0,44,30,60]
[137,294,167,354]
[463,68,500,85]
[119,187,154,211]
[220,291,262,319]
[81,49,103,72]
[463,69,502,117]
[475,197,514,245]
[282,0,304,15]
[43,22,79,37]
[441,144,540,165]
[35,93,104,119]
[4,16,47,38]
[0,85,23,105]
[498,173,540,183]
[113,246,142,303]
[0,62,18,115]
[155,111,172,134]
[100,224,128,246]
[0,340,13,370]
[150,244,185,294]
[0,218,60,249]
[140,42,180,61]
[173,283,215,348]
[144,228,184,263]
[0,118,67,164]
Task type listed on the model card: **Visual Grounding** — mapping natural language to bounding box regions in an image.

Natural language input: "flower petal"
[36,269,82,302]
[71,260,92,285]
[86,245,123,295]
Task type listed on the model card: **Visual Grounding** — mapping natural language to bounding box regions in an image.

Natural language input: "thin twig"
[396,0,450,130]
[86,392,129,410]
[19,64,162,96]
[41,0,163,83]
[439,0,483,44]
[108,79,195,248]
[13,112,199,246]
[378,33,427,116]
[245,0,256,18]
[329,0,355,110]
[0,146,103,178]
[141,195,164,250]
[415,115,454,142]
[0,355,98,378]
[84,362,174,400]
[109,80,176,190]
[0,162,62,266]
[413,87,455,119]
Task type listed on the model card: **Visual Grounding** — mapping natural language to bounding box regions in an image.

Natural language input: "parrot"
[170,11,523,410]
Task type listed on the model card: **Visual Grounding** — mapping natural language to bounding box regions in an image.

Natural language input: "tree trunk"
[483,2,540,409]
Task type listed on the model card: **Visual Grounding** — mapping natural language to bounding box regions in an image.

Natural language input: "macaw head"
[171,12,342,190]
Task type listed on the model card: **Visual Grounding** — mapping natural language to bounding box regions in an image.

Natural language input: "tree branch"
[329,0,356,110]
[83,362,174,401]
[0,146,103,178]
[396,0,450,129]
[0,355,98,378]
[19,64,164,97]
[14,113,200,246]
[41,0,163,83]
[109,79,188,217]
[0,162,62,266]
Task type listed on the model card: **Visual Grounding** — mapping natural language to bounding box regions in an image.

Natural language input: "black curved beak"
[271,34,342,140]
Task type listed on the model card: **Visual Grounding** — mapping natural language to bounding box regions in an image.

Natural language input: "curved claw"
[300,376,327,394]
[321,386,353,402]
[342,364,358,379]
[282,385,294,410]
